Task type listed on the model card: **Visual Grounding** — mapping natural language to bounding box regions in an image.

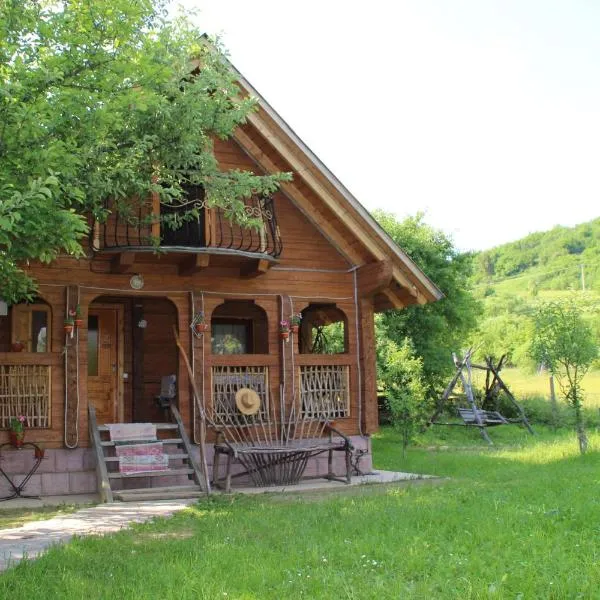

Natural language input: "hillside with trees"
[470,218,600,368]
[472,218,600,294]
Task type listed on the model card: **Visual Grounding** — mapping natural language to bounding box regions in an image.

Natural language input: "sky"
[179,0,600,251]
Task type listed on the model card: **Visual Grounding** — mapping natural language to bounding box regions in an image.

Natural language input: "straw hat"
[235,388,261,416]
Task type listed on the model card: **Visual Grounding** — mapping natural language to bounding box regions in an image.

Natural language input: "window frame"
[10,303,52,353]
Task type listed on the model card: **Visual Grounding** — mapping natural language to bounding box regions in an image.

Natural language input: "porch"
[0,290,371,499]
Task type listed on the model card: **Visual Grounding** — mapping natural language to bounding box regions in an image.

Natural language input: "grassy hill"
[468,218,600,369]
[472,217,600,294]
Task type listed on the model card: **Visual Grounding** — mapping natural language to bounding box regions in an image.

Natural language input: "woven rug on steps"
[107,423,157,443]
[115,442,169,475]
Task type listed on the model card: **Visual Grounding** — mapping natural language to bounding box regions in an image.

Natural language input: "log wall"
[0,131,383,449]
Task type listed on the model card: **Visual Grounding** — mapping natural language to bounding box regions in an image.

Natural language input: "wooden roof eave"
[228,72,443,304]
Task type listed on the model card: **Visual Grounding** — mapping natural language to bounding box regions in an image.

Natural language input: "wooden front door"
[88,307,121,424]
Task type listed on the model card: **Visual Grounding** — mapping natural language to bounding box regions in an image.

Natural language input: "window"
[298,304,348,354]
[210,301,268,354]
[211,320,251,355]
[87,315,99,376]
[11,303,52,353]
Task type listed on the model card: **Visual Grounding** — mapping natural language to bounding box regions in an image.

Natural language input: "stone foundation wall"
[0,436,373,498]
[0,448,97,498]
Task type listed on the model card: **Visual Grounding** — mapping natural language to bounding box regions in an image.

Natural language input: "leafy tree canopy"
[530,300,598,453]
[0,0,290,302]
[374,211,481,394]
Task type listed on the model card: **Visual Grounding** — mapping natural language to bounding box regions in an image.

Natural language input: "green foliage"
[373,211,481,393]
[0,0,290,301]
[378,338,429,453]
[472,218,600,292]
[530,300,598,453]
[310,322,345,354]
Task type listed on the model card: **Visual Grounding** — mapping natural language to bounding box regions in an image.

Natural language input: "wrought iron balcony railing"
[91,187,283,259]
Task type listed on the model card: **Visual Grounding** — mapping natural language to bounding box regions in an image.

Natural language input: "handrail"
[87,404,113,503]
[91,193,282,258]
[169,404,210,494]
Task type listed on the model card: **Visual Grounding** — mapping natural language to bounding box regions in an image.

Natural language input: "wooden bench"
[212,424,354,492]
[458,408,509,427]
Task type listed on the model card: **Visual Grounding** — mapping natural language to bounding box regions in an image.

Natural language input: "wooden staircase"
[88,404,209,502]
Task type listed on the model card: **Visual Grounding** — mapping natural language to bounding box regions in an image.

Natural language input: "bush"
[379,338,431,453]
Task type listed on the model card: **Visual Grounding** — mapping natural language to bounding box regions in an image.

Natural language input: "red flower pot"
[74,318,84,328]
[194,322,209,333]
[9,431,25,448]
[280,331,290,341]
[11,342,24,352]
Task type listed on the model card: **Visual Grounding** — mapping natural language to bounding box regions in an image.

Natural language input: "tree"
[530,300,598,454]
[0,0,290,302]
[378,337,429,455]
[373,211,481,396]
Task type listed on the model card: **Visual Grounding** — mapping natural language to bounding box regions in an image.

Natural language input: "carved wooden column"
[358,297,378,434]
[191,292,209,444]
[278,294,295,424]
[64,285,80,448]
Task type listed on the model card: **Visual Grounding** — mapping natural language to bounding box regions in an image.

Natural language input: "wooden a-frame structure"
[430,350,534,444]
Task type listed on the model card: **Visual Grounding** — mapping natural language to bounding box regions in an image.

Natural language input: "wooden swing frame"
[429,350,534,445]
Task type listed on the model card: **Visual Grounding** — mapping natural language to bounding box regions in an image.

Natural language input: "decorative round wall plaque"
[129,274,144,290]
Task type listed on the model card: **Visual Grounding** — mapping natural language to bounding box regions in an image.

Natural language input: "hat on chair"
[235,388,261,416]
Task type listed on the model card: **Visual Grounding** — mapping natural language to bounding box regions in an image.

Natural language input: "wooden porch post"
[279,294,295,422]
[359,297,378,434]
[64,285,80,448]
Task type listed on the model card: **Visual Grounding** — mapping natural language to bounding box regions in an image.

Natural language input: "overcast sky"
[180,0,600,251]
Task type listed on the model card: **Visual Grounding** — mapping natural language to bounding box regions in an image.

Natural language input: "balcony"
[91,187,282,276]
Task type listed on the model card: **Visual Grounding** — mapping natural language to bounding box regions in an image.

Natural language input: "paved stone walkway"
[0,499,196,572]
[0,470,440,572]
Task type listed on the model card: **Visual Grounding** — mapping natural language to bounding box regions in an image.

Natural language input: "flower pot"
[280,331,290,341]
[11,342,24,352]
[291,325,299,334]
[74,318,84,328]
[194,323,209,333]
[64,324,74,335]
[34,446,45,460]
[9,430,25,448]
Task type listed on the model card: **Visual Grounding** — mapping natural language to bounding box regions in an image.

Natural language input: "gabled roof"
[214,49,444,308]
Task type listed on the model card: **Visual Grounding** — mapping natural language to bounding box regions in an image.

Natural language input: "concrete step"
[98,423,179,432]
[104,453,189,462]
[101,438,183,447]
[113,485,204,502]
[108,468,194,479]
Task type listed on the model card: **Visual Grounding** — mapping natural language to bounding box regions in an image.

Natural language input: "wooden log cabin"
[0,62,442,500]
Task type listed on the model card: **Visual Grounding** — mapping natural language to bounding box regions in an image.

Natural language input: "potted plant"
[194,311,209,333]
[64,317,75,335]
[9,415,26,448]
[73,305,84,328]
[290,313,302,334]
[280,320,290,341]
[11,340,24,352]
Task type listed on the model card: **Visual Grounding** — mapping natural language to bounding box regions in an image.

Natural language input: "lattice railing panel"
[299,365,350,419]
[211,366,270,425]
[0,365,51,429]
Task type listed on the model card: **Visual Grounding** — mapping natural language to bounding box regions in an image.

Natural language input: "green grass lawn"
[2,426,600,599]
[473,366,600,408]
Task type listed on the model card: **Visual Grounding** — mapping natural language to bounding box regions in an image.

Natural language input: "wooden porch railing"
[211,365,271,424]
[0,364,51,429]
[298,364,350,420]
